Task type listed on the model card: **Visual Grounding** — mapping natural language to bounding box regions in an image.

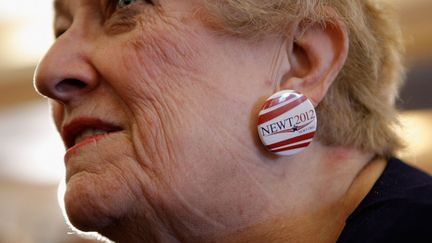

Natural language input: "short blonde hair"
[205,0,404,157]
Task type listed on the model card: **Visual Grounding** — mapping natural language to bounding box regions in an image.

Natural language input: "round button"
[257,90,317,156]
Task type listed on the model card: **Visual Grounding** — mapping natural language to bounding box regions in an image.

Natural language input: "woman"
[34,0,432,242]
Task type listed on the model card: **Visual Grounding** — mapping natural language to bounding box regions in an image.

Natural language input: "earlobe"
[280,12,349,106]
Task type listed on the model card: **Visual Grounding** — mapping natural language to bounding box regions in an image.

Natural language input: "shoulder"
[337,158,432,243]
[376,158,432,201]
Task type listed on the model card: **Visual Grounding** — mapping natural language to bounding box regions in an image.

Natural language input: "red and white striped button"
[257,90,317,156]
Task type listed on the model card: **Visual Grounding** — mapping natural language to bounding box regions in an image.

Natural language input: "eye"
[117,0,153,9]
[117,0,136,8]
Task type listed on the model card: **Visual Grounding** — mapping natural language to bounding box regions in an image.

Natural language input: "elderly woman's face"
[35,0,285,239]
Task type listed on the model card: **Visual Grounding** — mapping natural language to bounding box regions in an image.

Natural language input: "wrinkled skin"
[35,0,294,241]
[34,0,380,242]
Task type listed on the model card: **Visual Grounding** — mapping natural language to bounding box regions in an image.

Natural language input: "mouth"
[62,118,123,150]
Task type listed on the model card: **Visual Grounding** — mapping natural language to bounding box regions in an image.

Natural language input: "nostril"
[55,79,87,93]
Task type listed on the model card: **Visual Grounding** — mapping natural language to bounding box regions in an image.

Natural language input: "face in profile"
[34,0,283,239]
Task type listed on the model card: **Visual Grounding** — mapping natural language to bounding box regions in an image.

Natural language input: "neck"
[206,143,387,243]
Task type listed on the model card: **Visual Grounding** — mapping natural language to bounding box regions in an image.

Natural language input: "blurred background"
[0,0,431,242]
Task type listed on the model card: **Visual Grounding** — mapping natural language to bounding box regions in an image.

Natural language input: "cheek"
[102,18,211,160]
[123,16,205,89]
[103,20,258,169]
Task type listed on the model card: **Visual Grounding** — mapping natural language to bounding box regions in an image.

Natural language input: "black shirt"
[337,158,432,243]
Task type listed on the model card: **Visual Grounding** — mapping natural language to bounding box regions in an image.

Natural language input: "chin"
[64,172,134,233]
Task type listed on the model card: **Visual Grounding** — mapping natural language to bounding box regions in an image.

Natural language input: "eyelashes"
[117,0,138,8]
[111,0,154,19]
[116,0,154,10]
[53,0,155,38]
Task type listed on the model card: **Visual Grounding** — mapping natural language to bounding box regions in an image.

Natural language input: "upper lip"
[61,117,123,149]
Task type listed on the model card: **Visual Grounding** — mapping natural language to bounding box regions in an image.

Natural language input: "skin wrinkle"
[121,173,166,242]
[132,3,200,66]
[147,103,178,168]
[132,103,235,238]
[120,64,191,241]
[96,143,138,202]
[131,69,182,159]
[135,32,199,74]
[107,171,167,242]
[122,13,206,189]
[66,173,112,229]
[169,121,255,236]
[183,79,268,202]
[66,140,137,228]
[122,16,202,95]
[232,159,284,211]
[171,189,228,229]
[94,134,174,242]
[213,127,286,210]
[33,0,404,242]
[165,139,274,237]
[137,90,272,237]
[122,33,186,182]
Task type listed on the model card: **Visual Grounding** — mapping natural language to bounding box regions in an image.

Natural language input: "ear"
[280,12,349,106]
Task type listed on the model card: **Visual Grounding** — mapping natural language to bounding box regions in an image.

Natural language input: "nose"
[34,32,99,103]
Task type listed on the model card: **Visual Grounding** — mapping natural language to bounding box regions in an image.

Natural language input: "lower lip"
[65,133,108,159]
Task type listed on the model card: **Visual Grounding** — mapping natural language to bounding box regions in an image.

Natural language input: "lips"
[61,118,123,150]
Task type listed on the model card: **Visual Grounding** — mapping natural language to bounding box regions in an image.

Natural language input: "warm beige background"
[0,1,431,242]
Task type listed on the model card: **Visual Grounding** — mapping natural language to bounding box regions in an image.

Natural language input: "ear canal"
[290,42,311,79]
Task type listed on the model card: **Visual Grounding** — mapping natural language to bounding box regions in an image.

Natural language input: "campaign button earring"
[257,90,317,156]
